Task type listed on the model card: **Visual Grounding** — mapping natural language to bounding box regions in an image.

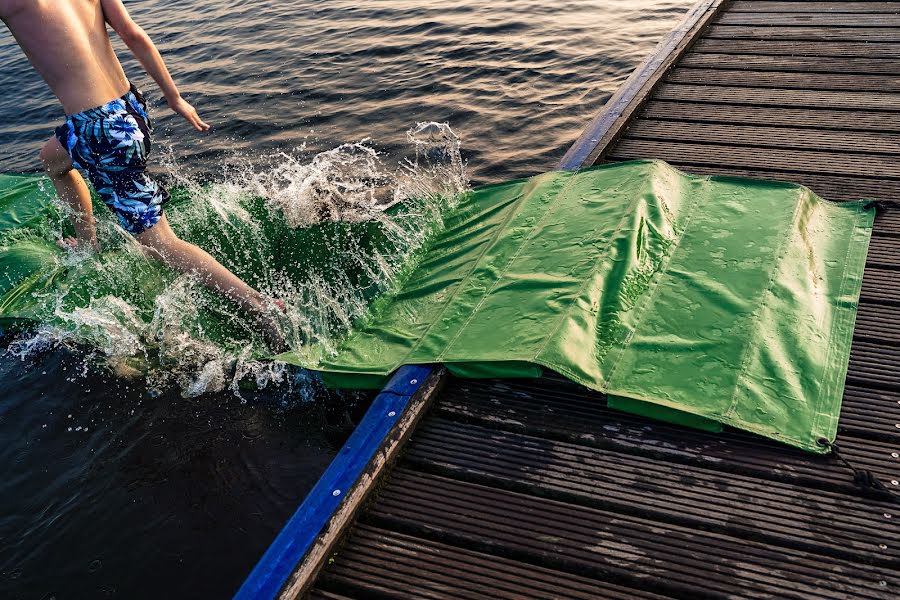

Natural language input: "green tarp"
[282,160,875,453]
[1,161,875,452]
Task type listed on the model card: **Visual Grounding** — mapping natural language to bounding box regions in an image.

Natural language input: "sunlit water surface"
[0,1,690,598]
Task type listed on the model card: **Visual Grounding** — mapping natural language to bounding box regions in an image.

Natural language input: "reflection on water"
[0,0,690,183]
[0,1,691,598]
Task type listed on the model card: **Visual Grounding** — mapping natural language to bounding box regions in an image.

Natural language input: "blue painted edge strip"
[557,0,720,171]
[234,364,434,600]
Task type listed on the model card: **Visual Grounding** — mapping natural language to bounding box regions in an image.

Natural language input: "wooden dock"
[271,1,900,597]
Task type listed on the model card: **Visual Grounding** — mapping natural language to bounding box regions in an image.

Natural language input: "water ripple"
[0,0,690,183]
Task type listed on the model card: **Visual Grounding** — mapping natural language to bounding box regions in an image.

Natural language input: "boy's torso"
[1,0,130,116]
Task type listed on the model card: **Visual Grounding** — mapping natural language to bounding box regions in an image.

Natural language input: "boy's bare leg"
[40,137,99,252]
[136,214,287,351]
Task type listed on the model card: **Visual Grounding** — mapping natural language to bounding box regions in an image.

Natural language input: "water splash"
[5,123,467,398]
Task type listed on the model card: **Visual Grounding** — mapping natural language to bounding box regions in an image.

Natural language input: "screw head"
[410,378,418,385]
[879,543,888,550]
[880,580,888,587]
[886,513,893,519]
[892,453,899,458]
[892,480,899,486]
[388,411,396,417]
[332,489,341,497]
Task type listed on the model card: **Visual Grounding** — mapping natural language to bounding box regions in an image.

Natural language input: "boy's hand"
[169,97,210,132]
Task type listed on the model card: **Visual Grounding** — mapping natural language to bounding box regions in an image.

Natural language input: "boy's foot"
[255,298,289,354]
[57,236,100,253]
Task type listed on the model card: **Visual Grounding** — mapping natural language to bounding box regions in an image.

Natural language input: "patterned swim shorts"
[55,82,170,235]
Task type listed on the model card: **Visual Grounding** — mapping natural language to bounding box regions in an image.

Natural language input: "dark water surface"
[0,1,690,598]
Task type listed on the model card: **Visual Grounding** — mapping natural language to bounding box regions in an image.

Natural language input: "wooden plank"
[437,378,900,487]
[641,100,900,132]
[374,470,899,600]
[856,302,900,346]
[609,138,900,179]
[606,160,900,204]
[682,52,900,75]
[624,119,900,155]
[839,382,900,442]
[323,525,664,600]
[307,591,354,600]
[406,419,900,566]
[866,235,900,268]
[862,267,900,305]
[655,82,900,111]
[668,67,900,92]
[717,12,900,25]
[559,0,729,168]
[848,340,900,389]
[693,38,900,58]
[730,1,900,13]
[706,24,900,41]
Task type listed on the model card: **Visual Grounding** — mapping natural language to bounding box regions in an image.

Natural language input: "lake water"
[0,1,690,598]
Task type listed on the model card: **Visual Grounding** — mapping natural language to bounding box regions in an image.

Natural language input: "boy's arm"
[100,0,209,131]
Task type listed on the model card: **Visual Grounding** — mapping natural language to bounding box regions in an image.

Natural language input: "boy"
[1,0,286,350]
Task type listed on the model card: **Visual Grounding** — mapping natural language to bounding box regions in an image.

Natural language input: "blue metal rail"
[234,365,433,600]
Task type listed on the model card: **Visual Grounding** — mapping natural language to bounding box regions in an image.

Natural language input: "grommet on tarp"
[817,437,900,504]
[864,199,900,214]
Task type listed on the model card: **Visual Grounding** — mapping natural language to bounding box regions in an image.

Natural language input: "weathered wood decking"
[300,2,900,598]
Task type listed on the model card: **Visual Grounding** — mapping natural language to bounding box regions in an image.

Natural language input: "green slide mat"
[0,161,875,452]
[281,160,875,453]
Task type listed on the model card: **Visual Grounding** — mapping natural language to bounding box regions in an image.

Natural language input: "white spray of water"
[6,123,467,399]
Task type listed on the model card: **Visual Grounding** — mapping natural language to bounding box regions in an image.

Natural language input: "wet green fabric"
[283,160,874,453]
[1,163,875,452]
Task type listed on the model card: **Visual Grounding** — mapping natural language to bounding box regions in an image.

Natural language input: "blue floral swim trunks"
[55,82,169,235]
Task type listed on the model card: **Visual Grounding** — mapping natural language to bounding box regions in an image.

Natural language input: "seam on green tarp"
[439,174,576,360]
[814,202,873,443]
[813,198,854,441]
[402,178,549,366]
[725,186,806,423]
[531,170,648,369]
[601,173,707,391]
